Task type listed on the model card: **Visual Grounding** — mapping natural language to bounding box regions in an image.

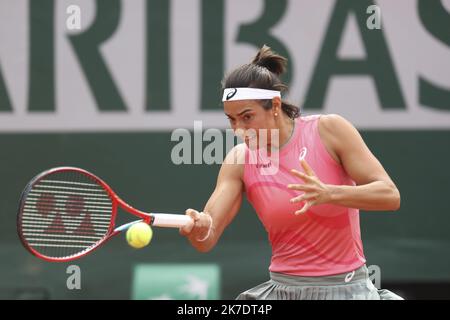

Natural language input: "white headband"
[222,88,281,102]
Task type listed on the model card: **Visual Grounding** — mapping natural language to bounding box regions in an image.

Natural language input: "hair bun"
[251,44,287,76]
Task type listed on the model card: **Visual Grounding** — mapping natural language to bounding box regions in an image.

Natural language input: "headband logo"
[226,88,238,100]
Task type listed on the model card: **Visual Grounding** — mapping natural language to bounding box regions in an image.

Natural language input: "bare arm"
[319,114,400,211]
[289,114,400,212]
[180,145,245,252]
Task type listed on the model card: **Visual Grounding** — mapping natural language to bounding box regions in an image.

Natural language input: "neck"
[269,114,295,150]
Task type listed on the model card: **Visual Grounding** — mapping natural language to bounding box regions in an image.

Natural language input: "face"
[223,99,279,148]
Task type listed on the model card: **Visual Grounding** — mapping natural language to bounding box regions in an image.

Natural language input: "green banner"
[132,264,220,300]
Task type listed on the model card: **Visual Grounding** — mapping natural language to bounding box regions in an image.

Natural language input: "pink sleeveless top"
[243,114,366,276]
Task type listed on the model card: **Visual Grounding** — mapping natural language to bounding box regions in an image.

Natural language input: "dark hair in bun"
[221,45,299,119]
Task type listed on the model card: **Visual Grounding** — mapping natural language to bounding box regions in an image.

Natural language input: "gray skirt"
[236,265,404,300]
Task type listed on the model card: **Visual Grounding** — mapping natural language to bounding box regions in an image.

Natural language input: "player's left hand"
[287,159,332,215]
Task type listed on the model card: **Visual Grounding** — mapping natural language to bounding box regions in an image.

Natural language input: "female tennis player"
[180,45,403,300]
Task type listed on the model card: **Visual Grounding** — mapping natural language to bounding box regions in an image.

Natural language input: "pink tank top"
[243,114,366,276]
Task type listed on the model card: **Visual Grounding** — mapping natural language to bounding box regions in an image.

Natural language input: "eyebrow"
[225,108,253,118]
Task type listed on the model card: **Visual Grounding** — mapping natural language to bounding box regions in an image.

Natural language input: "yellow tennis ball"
[126,222,153,249]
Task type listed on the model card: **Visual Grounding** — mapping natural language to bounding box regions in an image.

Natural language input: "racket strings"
[20,170,113,259]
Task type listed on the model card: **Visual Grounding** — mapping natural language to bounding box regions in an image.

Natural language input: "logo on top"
[299,147,307,161]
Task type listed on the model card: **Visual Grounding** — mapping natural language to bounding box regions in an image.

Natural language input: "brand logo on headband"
[226,88,238,100]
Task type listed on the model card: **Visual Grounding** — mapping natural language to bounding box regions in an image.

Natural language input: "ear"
[272,96,282,115]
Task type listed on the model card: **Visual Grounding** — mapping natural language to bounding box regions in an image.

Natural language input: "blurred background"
[0,0,449,299]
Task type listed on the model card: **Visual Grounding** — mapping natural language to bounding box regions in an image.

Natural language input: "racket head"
[17,167,118,262]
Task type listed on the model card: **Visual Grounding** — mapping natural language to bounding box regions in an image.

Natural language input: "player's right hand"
[179,208,212,241]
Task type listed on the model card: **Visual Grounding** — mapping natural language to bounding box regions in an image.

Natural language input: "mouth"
[235,130,257,143]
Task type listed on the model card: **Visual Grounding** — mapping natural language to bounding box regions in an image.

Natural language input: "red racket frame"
[18,167,155,262]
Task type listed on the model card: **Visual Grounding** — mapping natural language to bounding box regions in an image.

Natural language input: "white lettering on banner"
[0,0,449,132]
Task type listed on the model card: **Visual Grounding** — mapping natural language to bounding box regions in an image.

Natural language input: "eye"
[243,114,253,122]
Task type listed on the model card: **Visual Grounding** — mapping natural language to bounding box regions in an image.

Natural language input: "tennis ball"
[126,222,153,249]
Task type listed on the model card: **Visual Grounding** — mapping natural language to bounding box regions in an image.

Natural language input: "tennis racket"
[17,167,192,262]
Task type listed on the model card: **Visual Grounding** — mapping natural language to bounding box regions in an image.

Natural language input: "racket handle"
[151,213,192,228]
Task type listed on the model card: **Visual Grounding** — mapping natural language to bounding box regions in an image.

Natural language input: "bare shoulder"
[223,143,246,164]
[318,114,354,133]
[221,143,245,179]
[318,114,360,164]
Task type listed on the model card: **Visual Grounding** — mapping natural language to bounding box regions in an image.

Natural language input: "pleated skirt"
[236,265,404,300]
